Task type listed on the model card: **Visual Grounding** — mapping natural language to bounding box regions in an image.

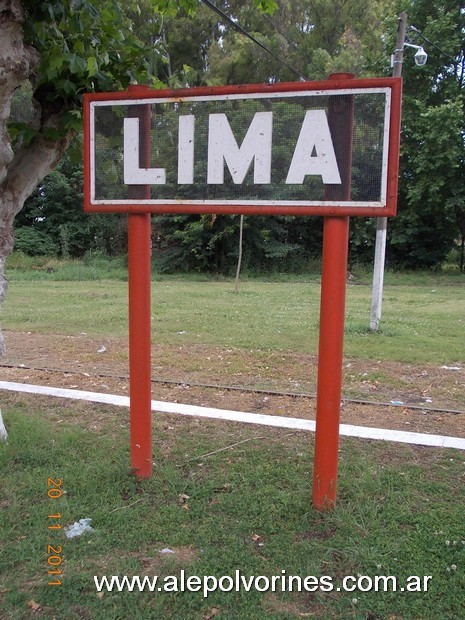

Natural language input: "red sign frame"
[82,75,403,510]
[83,76,402,218]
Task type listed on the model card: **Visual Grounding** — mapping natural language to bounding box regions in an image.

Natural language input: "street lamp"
[391,42,428,69]
[405,43,428,66]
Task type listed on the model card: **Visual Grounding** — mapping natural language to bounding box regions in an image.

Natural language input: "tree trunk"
[0,256,6,358]
[0,134,74,345]
[1,1,75,359]
[0,132,74,447]
[454,206,465,273]
[234,215,244,293]
[0,2,76,440]
[461,235,464,274]
[0,1,38,179]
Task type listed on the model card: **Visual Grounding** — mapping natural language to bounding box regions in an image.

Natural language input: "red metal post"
[128,213,152,478]
[312,216,349,509]
[127,103,152,479]
[312,75,354,509]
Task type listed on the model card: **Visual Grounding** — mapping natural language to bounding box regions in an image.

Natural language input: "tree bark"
[0,131,74,346]
[0,1,39,179]
[454,205,465,273]
[0,2,75,360]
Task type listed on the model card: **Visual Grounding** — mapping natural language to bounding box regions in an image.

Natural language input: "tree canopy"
[0,0,277,357]
[387,0,465,268]
[2,0,464,283]
[156,0,465,272]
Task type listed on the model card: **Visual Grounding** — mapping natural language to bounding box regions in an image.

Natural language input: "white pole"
[370,12,407,332]
[0,409,7,441]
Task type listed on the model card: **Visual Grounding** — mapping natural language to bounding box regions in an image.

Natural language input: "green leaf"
[8,123,38,147]
[43,128,63,141]
[86,56,99,77]
[68,53,86,75]
[61,110,83,132]
[253,0,278,14]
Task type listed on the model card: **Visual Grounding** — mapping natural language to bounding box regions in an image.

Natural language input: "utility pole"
[369,12,407,332]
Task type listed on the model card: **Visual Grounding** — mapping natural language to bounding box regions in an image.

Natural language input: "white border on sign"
[89,88,392,208]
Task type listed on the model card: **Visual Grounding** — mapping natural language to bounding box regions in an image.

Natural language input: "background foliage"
[12,0,465,273]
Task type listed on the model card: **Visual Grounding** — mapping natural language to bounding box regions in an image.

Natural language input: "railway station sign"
[84,76,401,217]
[82,75,402,509]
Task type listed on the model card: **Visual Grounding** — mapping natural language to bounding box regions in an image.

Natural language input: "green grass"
[1,400,465,619]
[2,267,464,364]
[5,251,129,281]
[1,259,465,618]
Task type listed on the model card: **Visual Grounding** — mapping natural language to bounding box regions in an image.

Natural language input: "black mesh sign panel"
[85,80,401,216]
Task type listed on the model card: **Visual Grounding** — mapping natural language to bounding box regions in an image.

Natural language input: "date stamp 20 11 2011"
[47,477,64,586]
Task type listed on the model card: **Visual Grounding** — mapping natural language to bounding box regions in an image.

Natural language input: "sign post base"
[128,213,152,479]
[312,216,349,509]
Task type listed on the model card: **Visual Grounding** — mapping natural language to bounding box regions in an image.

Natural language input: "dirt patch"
[82,545,198,576]
[1,330,464,439]
[139,546,199,575]
[264,591,341,618]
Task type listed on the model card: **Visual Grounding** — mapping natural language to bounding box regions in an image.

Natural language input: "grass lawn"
[2,265,465,365]
[1,259,465,618]
[1,398,465,619]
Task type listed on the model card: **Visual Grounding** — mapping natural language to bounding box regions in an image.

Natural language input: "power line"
[409,25,459,66]
[199,0,309,81]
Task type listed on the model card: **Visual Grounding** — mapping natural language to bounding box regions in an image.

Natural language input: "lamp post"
[369,12,407,332]
[370,14,459,331]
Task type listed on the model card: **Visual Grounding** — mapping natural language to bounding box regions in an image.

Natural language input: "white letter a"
[286,110,341,185]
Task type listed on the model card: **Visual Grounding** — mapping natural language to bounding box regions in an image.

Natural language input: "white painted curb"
[1,380,464,450]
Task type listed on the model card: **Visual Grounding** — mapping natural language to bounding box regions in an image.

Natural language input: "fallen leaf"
[27,600,42,612]
[251,533,265,547]
[178,493,190,504]
[204,607,220,620]
[213,483,232,493]
[96,592,104,600]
